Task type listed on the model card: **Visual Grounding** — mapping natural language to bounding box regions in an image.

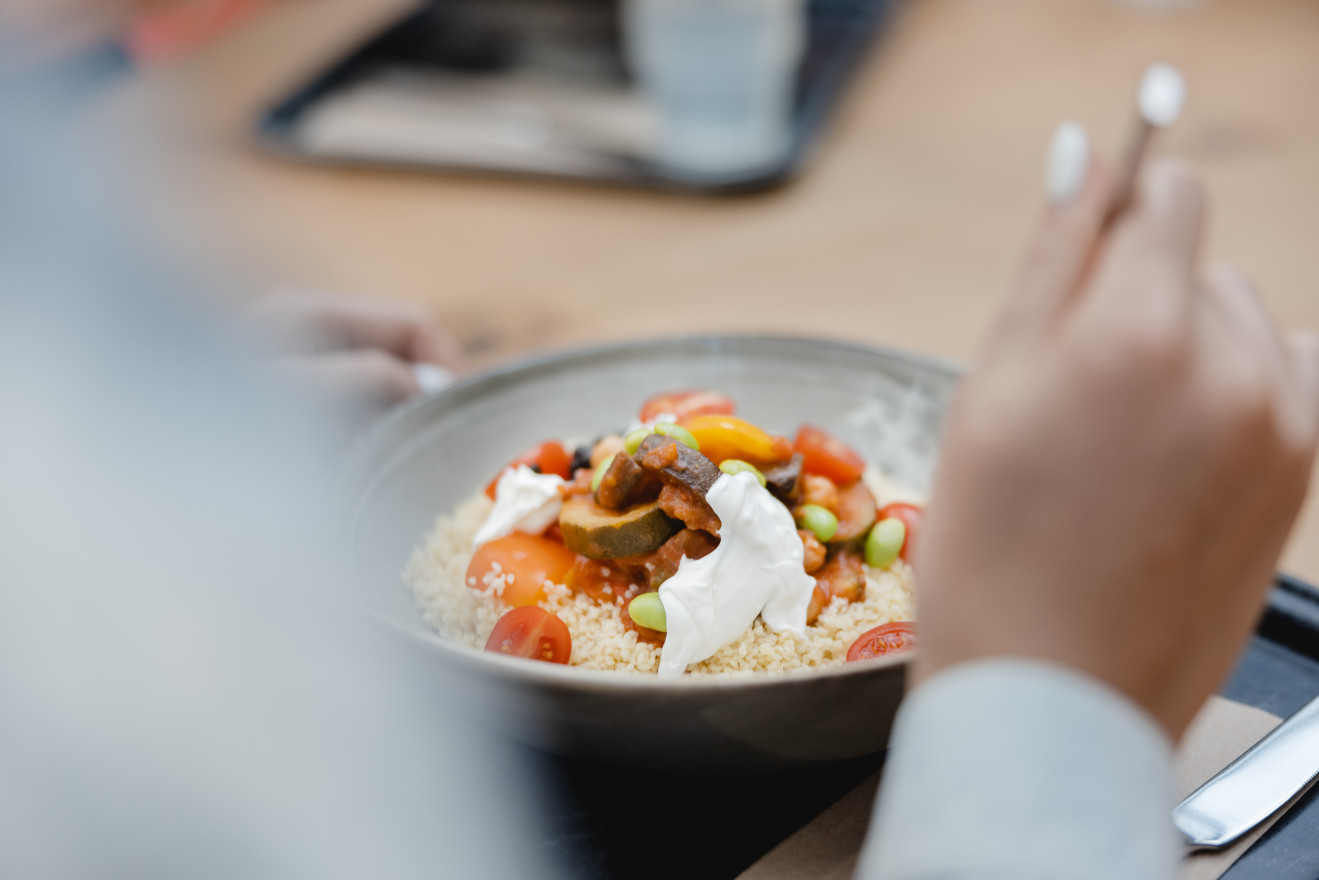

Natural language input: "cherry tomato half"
[878,502,924,563]
[466,533,577,607]
[684,414,793,465]
[846,621,917,662]
[484,606,572,664]
[484,440,573,499]
[639,390,736,424]
[794,425,866,485]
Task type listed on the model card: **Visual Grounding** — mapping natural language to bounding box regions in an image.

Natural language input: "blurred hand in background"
[247,288,464,420]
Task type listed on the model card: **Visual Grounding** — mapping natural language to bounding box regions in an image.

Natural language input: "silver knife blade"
[1174,694,1319,849]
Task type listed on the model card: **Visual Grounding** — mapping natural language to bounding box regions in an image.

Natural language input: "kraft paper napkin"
[737,696,1284,880]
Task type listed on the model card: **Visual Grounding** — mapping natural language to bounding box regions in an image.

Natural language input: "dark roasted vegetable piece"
[637,433,724,533]
[570,442,594,474]
[636,433,723,495]
[594,451,649,510]
[763,453,804,504]
[559,496,682,559]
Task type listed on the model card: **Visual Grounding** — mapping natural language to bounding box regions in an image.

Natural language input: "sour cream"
[657,471,816,676]
[472,465,565,548]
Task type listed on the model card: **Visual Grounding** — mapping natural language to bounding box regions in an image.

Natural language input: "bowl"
[345,336,959,769]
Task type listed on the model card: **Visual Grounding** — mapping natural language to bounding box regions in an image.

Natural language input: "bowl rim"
[345,333,964,693]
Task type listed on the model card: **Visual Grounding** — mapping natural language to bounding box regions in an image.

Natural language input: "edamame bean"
[719,459,767,487]
[865,517,906,569]
[628,592,667,632]
[796,504,838,542]
[654,422,700,451]
[623,428,651,456]
[590,456,613,492]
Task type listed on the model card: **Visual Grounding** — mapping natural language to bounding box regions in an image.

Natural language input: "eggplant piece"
[636,434,723,532]
[763,452,804,504]
[559,496,681,559]
[636,434,722,496]
[594,451,650,510]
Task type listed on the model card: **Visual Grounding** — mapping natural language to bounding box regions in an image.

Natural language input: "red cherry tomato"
[484,606,572,664]
[484,440,573,499]
[878,502,924,563]
[846,622,917,662]
[793,425,866,485]
[639,390,736,424]
[466,534,577,607]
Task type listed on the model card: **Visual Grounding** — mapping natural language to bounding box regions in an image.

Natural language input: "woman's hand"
[247,288,463,419]
[913,128,1319,741]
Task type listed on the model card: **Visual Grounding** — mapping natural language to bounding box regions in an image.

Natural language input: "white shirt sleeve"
[854,657,1180,880]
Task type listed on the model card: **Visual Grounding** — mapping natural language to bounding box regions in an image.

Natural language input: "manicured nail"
[413,363,455,394]
[1045,121,1089,206]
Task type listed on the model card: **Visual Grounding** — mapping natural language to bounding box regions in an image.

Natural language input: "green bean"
[865,517,906,569]
[719,459,767,487]
[628,592,667,632]
[623,428,651,456]
[590,456,614,492]
[796,504,838,542]
[653,422,699,451]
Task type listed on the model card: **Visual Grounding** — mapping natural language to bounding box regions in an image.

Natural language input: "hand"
[913,130,1319,740]
[247,288,463,418]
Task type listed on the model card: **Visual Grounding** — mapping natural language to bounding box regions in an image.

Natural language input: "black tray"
[257,0,897,193]
[527,575,1319,880]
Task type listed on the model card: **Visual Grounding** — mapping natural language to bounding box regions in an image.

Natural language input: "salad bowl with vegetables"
[346,337,955,769]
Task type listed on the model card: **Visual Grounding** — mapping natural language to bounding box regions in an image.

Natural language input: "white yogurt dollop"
[472,465,565,548]
[657,471,816,677]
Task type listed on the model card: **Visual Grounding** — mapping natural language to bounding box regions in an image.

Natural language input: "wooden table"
[86,0,1319,576]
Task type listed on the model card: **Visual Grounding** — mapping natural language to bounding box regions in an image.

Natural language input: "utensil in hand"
[1174,694,1319,849]
[1104,62,1186,226]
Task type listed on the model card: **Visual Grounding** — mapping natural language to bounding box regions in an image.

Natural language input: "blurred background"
[26,0,1315,567]
[3,1,1318,877]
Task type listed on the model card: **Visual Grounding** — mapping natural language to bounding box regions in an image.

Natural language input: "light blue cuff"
[856,658,1179,880]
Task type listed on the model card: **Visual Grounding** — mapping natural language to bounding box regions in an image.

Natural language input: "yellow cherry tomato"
[683,415,793,466]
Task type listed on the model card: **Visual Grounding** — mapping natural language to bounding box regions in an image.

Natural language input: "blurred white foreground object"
[413,361,455,394]
[623,0,805,175]
[1107,61,1187,224]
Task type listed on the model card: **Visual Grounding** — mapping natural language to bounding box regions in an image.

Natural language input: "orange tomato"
[484,606,572,664]
[466,534,577,607]
[639,390,735,423]
[793,425,866,485]
[684,415,793,465]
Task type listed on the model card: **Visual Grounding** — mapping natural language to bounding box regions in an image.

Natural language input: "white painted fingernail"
[413,363,455,394]
[1045,121,1089,206]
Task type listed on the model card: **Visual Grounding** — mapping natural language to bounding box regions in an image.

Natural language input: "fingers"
[1082,159,1204,334]
[990,124,1114,351]
[257,289,465,371]
[1198,267,1319,455]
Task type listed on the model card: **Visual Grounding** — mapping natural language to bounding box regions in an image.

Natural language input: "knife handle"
[1174,694,1319,849]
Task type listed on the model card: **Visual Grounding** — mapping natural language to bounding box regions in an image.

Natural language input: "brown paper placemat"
[737,696,1283,880]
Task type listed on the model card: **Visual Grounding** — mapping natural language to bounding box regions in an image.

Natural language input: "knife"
[1174,694,1319,849]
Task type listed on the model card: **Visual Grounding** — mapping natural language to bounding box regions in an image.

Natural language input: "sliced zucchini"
[559,496,682,559]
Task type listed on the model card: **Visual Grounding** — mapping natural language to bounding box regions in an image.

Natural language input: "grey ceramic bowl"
[346,336,959,769]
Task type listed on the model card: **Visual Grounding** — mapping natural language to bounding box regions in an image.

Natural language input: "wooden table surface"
[88,0,1319,577]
